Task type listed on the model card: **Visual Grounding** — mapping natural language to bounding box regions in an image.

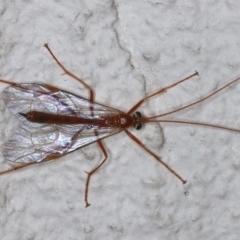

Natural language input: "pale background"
[0,1,240,239]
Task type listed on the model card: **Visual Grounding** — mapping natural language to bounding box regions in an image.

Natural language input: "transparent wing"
[2,83,122,163]
[2,83,120,127]
[3,123,120,163]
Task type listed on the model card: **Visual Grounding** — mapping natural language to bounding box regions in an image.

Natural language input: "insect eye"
[134,111,142,130]
[135,111,142,118]
[135,122,142,130]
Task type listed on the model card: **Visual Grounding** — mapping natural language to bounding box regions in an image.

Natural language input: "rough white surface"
[0,1,240,239]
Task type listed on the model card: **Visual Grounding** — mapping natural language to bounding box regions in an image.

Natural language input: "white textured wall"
[0,1,240,239]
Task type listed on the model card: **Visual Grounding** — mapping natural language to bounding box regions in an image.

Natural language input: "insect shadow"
[0,44,240,207]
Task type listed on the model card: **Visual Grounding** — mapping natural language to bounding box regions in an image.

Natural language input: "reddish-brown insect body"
[1,43,240,207]
[20,111,135,128]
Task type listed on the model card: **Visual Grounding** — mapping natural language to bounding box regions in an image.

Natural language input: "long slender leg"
[128,71,198,114]
[84,140,108,207]
[0,153,63,175]
[0,79,17,85]
[44,44,109,207]
[0,45,95,101]
[44,44,110,207]
[0,163,37,175]
[124,129,187,184]
[44,44,95,102]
